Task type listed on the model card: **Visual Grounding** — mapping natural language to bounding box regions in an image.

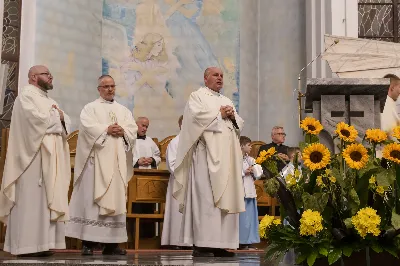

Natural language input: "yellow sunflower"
[342,143,369,170]
[302,143,331,171]
[335,122,358,142]
[383,143,400,164]
[392,126,400,140]
[365,129,387,144]
[300,117,323,135]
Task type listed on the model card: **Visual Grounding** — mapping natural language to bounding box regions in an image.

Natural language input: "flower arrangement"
[257,118,400,266]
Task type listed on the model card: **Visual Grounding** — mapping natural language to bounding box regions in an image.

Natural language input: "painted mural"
[101,0,240,138]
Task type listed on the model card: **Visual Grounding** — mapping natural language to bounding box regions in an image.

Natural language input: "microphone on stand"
[296,39,339,125]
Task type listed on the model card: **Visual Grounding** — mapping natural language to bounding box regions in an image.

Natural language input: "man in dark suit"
[258,126,289,173]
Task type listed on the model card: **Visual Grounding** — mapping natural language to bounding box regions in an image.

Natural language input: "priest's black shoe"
[18,251,55,257]
[192,247,214,257]
[102,245,127,255]
[81,246,93,256]
[212,248,235,257]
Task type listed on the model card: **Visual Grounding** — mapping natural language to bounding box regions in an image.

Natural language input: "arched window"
[358,0,399,42]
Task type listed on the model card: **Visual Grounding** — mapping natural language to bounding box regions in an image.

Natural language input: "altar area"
[0,129,278,252]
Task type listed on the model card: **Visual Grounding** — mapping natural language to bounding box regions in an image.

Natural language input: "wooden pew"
[126,169,169,250]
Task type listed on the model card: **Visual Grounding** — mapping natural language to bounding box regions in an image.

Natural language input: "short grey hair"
[271,126,284,136]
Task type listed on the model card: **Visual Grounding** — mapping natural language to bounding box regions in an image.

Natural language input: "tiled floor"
[0,250,289,265]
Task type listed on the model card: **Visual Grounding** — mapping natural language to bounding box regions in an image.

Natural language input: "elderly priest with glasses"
[66,75,137,256]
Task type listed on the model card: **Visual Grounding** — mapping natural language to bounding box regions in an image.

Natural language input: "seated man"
[258,126,289,174]
[133,117,161,169]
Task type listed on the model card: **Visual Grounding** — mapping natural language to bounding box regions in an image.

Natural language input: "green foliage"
[302,192,329,213]
[264,178,280,197]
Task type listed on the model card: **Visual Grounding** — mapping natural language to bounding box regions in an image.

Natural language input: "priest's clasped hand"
[107,123,124,137]
[220,105,235,120]
[138,157,153,167]
[52,105,64,121]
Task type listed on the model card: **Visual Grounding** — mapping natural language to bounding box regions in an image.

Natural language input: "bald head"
[28,65,53,91]
[204,67,223,92]
[136,117,149,136]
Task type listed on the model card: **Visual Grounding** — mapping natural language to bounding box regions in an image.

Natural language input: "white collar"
[98,97,115,104]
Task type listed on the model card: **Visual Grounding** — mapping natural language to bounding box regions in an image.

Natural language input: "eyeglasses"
[98,85,116,90]
[275,133,287,136]
[36,72,52,77]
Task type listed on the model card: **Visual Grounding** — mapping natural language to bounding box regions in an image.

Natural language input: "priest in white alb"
[161,115,190,249]
[0,65,71,256]
[381,74,400,139]
[66,75,137,256]
[173,67,245,257]
[133,117,161,169]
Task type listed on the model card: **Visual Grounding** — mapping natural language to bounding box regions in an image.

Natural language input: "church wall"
[19,0,308,145]
[258,0,306,146]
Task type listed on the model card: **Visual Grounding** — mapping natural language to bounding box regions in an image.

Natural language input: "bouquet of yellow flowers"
[260,118,400,266]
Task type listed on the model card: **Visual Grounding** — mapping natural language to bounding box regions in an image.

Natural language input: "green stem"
[372,143,376,160]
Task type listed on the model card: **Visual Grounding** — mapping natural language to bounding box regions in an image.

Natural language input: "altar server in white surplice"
[133,116,161,169]
[161,115,190,249]
[381,74,400,140]
[0,65,71,256]
[173,67,245,257]
[66,75,137,256]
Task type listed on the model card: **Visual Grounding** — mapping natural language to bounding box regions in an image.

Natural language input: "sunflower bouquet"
[261,118,400,266]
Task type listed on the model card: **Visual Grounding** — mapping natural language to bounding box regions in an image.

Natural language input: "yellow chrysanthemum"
[259,150,268,157]
[351,207,381,238]
[342,143,369,170]
[300,117,323,135]
[376,186,385,195]
[302,143,331,171]
[316,176,324,187]
[328,176,336,183]
[285,174,296,187]
[392,126,400,141]
[255,147,276,165]
[259,215,280,239]
[335,122,358,142]
[365,129,387,144]
[325,169,332,175]
[369,176,376,184]
[383,143,400,164]
[299,209,324,236]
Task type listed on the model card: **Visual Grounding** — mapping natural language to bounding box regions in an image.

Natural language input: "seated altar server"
[161,115,190,249]
[0,65,71,256]
[381,74,400,139]
[133,117,161,169]
[66,75,137,256]
[239,136,263,250]
[173,67,245,257]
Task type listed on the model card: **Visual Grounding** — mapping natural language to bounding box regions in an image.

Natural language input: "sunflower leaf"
[302,192,329,213]
[391,209,400,230]
[348,188,360,215]
[376,168,396,187]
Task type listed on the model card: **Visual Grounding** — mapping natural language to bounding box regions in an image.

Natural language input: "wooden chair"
[0,128,9,249]
[126,169,169,250]
[66,130,79,202]
[249,141,266,159]
[158,136,176,170]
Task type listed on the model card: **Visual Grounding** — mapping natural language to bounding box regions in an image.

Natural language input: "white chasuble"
[173,87,245,214]
[0,85,71,254]
[173,87,245,249]
[72,98,137,216]
[381,95,400,140]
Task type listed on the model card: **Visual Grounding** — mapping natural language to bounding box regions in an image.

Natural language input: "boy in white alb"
[238,136,263,250]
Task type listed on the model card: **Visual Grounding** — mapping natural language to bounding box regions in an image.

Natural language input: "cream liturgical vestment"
[381,95,400,139]
[66,98,137,243]
[0,85,71,255]
[173,87,245,249]
[161,134,189,246]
